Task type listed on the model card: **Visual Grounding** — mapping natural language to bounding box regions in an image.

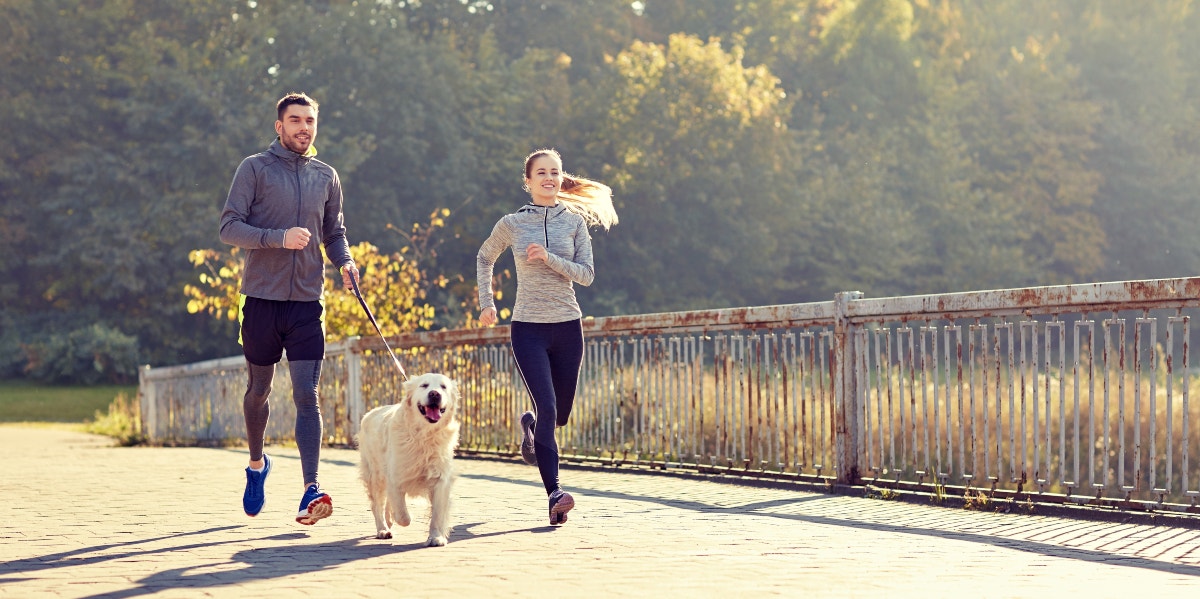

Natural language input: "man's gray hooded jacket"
[220,138,352,302]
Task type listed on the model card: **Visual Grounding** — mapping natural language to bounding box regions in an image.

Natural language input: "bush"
[21,323,140,385]
[0,329,25,380]
[85,391,145,446]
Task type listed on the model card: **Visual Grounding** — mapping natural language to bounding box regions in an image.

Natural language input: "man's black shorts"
[238,295,325,366]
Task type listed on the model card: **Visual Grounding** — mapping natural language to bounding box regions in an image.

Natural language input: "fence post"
[834,291,863,485]
[138,364,156,443]
[345,336,363,442]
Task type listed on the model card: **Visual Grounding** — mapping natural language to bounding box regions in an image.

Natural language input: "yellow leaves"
[428,208,451,228]
[321,240,438,338]
[186,210,451,338]
[182,247,242,321]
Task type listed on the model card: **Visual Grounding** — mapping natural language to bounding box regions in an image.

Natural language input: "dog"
[358,372,460,546]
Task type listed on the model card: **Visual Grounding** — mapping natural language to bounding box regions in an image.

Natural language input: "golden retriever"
[358,372,460,546]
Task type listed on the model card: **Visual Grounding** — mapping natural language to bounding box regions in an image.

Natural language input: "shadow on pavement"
[0,526,248,576]
[1,518,551,599]
[463,471,1200,579]
[75,535,400,599]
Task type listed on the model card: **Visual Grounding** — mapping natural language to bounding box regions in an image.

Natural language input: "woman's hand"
[526,243,548,263]
[479,306,498,326]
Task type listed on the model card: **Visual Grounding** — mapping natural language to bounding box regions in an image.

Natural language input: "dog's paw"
[375,529,393,540]
[392,510,411,527]
[426,535,448,547]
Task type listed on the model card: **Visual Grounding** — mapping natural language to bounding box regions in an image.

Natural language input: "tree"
[575,34,800,312]
[947,1,1105,284]
[1063,0,1200,280]
[0,0,266,367]
[4,0,1198,376]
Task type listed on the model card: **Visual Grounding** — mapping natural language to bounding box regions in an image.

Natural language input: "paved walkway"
[5,426,1200,598]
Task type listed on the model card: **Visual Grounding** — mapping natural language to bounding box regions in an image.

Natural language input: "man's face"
[275,104,317,155]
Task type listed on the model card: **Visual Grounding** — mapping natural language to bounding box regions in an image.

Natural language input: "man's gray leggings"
[243,359,324,486]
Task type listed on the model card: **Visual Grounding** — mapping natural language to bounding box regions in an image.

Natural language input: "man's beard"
[283,134,311,154]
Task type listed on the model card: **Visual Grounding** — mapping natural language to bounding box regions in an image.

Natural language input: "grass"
[865,485,900,500]
[963,489,991,511]
[0,380,137,424]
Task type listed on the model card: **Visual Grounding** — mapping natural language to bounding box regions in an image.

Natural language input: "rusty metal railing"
[139,277,1200,512]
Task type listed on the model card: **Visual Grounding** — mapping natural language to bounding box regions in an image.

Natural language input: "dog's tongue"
[425,408,442,423]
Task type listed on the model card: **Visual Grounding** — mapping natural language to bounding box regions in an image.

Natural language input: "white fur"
[358,373,460,546]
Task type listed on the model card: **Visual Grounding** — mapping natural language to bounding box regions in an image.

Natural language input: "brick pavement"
[4,425,1200,598]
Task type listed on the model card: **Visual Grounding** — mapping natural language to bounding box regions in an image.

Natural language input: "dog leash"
[349,273,410,382]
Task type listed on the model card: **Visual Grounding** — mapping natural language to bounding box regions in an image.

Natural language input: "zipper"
[291,156,304,301]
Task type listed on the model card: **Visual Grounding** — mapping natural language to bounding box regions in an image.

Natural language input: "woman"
[476,148,618,525]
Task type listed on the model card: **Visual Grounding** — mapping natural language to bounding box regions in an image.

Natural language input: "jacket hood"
[517,203,567,217]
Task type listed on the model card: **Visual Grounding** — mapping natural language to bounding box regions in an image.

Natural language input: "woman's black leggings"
[510,319,584,495]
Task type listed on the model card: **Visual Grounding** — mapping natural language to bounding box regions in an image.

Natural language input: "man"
[219,92,360,525]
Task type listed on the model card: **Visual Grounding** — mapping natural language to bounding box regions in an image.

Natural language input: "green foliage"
[20,324,140,385]
[3,0,1199,373]
[1065,0,1200,281]
[1,307,143,384]
[579,33,801,311]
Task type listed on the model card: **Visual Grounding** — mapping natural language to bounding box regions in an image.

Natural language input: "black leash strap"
[349,275,409,382]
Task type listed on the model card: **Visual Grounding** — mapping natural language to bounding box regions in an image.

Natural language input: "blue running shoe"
[243,455,271,517]
[519,411,538,466]
[548,488,574,526]
[296,484,333,525]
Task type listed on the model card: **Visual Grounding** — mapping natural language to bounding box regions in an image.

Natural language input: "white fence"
[140,277,1200,512]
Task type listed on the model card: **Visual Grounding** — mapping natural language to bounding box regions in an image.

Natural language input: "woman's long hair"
[524,148,618,231]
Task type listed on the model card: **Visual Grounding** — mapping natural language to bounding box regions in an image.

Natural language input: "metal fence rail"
[139,277,1200,512]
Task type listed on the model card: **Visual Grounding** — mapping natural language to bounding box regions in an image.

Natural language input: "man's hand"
[340,262,360,291]
[283,227,311,249]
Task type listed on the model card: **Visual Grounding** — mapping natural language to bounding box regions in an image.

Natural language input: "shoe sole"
[297,494,333,525]
[549,492,574,526]
[520,413,538,466]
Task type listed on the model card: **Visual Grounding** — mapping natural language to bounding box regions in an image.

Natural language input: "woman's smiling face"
[525,154,562,205]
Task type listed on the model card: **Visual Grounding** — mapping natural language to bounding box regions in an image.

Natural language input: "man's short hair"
[277,92,319,121]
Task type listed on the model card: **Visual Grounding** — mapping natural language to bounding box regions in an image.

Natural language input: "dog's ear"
[401,377,418,403]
